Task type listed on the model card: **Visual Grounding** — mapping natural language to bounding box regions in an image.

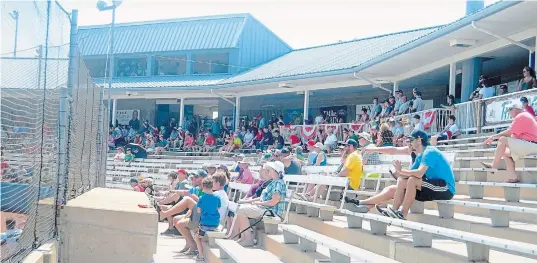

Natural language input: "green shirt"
[124,153,135,162]
[349,134,359,143]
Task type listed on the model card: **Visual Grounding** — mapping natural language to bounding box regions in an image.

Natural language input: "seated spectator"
[133,133,142,145]
[516,66,537,91]
[413,114,424,131]
[142,178,155,196]
[230,161,286,247]
[130,178,145,192]
[124,148,135,164]
[391,120,405,146]
[277,148,303,175]
[235,159,254,184]
[499,84,509,95]
[359,108,370,123]
[380,100,393,117]
[478,79,495,99]
[113,148,125,161]
[312,142,327,166]
[305,140,317,165]
[521,97,536,117]
[145,136,156,153]
[254,129,264,149]
[480,103,537,183]
[295,146,305,161]
[260,127,273,151]
[431,115,461,146]
[357,132,379,165]
[193,178,221,261]
[155,134,168,155]
[288,130,301,147]
[168,127,180,148]
[324,128,338,153]
[393,91,403,114]
[377,123,394,147]
[343,128,358,143]
[242,129,254,149]
[440,95,456,112]
[107,131,116,149]
[232,132,243,151]
[184,133,196,151]
[273,130,285,150]
[397,96,410,115]
[202,132,217,152]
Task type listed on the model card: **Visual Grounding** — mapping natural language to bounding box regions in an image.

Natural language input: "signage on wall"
[320,106,347,123]
[116,110,139,125]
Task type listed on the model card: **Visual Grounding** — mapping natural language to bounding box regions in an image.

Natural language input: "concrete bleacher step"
[279,224,399,262]
[287,212,537,263]
[205,239,283,263]
[407,208,537,245]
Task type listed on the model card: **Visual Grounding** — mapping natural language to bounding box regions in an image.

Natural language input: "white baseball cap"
[264,161,285,175]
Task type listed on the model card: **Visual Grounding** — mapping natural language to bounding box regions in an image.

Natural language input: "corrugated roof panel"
[94,74,230,89]
[224,26,440,84]
[78,14,247,56]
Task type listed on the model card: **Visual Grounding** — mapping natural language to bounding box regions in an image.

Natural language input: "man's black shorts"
[415,177,454,202]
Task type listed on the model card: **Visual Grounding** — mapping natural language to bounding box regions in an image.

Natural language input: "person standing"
[516,66,537,91]
[129,110,141,131]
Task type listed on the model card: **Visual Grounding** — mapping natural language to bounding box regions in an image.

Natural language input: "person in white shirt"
[211,172,229,225]
[412,91,425,112]
[431,115,462,145]
[324,128,338,153]
[113,148,125,161]
[314,112,324,125]
[413,114,424,131]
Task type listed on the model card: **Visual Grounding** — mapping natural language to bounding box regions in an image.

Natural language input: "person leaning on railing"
[516,66,537,91]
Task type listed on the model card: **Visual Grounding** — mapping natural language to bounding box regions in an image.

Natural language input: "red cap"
[307,140,315,147]
[177,169,187,175]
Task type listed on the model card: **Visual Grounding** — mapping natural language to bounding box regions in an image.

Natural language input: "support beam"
[392,81,398,95]
[461,58,482,102]
[471,21,535,52]
[303,90,310,125]
[354,72,392,93]
[234,96,241,130]
[111,99,117,125]
[449,62,456,96]
[179,98,185,128]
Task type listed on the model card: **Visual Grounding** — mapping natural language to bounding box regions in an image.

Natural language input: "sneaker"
[375,205,391,217]
[294,193,307,201]
[344,196,360,205]
[160,228,181,236]
[345,203,369,213]
[386,206,403,219]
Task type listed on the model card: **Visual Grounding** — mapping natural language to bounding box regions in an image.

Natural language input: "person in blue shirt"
[194,178,221,261]
[378,130,455,219]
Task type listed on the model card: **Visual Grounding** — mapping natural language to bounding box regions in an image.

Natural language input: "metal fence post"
[476,100,482,134]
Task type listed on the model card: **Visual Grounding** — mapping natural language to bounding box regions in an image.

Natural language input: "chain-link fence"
[1,1,105,262]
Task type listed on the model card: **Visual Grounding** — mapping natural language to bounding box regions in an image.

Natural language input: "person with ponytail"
[230,161,287,247]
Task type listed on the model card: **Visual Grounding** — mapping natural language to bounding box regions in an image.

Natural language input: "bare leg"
[175,218,196,251]
[194,232,203,257]
[401,177,421,218]
[360,185,397,207]
[502,147,519,182]
[158,193,180,205]
[235,213,254,243]
[392,177,408,211]
[491,136,508,168]
[160,196,195,220]
[430,135,439,146]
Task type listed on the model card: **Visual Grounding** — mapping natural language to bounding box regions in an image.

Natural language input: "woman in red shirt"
[289,130,301,147]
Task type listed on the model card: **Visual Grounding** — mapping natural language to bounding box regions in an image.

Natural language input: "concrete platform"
[60,188,158,263]
[153,222,199,263]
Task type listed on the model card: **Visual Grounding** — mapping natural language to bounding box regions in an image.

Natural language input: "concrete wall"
[22,240,57,263]
[60,188,157,263]
[116,99,156,123]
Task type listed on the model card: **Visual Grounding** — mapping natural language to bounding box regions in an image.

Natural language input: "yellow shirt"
[343,150,363,190]
[233,137,242,146]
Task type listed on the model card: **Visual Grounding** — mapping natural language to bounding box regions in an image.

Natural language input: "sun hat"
[314,142,324,148]
[357,132,372,142]
[507,102,524,110]
[264,161,285,175]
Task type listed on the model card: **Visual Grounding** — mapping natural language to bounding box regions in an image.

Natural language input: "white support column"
[303,90,310,125]
[111,99,117,125]
[179,98,185,128]
[234,96,241,130]
[449,62,457,96]
[392,81,398,95]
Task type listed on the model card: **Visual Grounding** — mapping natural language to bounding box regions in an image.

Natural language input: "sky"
[58,0,499,49]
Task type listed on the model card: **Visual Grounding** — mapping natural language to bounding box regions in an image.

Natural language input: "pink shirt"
[237,168,254,184]
[510,111,537,142]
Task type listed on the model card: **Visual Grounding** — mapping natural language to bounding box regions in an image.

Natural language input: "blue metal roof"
[95,75,230,89]
[78,14,249,56]
[220,26,441,85]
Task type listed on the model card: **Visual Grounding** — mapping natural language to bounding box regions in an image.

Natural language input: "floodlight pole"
[9,10,19,57]
[108,7,116,125]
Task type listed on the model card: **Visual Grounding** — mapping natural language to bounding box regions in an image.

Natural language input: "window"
[154,56,187,76]
[212,111,219,119]
[116,58,147,77]
[84,59,108,78]
[192,53,229,74]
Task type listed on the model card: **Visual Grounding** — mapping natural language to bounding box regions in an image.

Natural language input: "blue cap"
[407,130,429,145]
